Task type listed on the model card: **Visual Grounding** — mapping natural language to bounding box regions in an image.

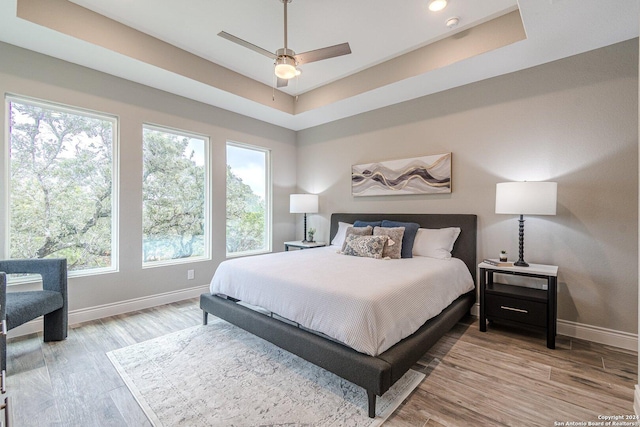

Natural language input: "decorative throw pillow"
[373,226,404,259]
[341,234,390,259]
[331,222,353,247]
[412,227,462,259]
[381,220,420,258]
[341,225,373,251]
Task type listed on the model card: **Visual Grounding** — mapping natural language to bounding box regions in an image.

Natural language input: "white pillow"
[412,227,461,259]
[330,222,353,247]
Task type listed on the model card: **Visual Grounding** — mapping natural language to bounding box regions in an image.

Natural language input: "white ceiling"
[0,0,638,130]
[68,0,519,95]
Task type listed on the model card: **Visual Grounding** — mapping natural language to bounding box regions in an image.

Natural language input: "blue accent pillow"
[381,220,420,258]
[354,220,382,228]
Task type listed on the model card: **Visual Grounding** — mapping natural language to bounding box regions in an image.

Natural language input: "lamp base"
[515,214,529,267]
[301,213,308,243]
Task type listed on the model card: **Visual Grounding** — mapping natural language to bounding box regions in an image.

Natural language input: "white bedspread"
[209,246,474,356]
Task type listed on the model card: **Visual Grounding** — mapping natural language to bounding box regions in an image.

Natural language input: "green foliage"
[142,128,205,262]
[9,101,113,270]
[9,101,266,270]
[226,164,265,253]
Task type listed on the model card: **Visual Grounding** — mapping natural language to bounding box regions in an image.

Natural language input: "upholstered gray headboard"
[330,213,478,283]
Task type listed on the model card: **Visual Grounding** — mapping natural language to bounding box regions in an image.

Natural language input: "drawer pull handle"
[500,305,528,314]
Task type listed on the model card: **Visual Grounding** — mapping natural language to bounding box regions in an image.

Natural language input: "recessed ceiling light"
[428,0,448,12]
[446,17,460,28]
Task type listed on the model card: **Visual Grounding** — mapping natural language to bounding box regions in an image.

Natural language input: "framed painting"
[351,153,451,196]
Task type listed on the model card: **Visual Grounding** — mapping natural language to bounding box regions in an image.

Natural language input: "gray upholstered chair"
[0,259,68,372]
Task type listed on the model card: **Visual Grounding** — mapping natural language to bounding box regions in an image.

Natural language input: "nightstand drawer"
[485,294,546,327]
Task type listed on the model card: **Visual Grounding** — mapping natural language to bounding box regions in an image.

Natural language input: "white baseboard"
[556,320,638,351]
[635,385,640,416]
[470,303,638,351]
[7,284,210,339]
[470,302,480,317]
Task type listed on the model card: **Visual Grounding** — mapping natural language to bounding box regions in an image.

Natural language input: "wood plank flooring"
[6,299,636,426]
[387,320,636,426]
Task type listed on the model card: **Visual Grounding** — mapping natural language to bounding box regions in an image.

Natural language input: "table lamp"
[495,181,557,267]
[290,194,318,242]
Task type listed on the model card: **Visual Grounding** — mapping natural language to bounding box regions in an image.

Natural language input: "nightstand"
[478,261,558,349]
[284,241,327,251]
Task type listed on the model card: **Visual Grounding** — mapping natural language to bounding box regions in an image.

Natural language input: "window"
[142,125,209,265]
[226,142,271,256]
[6,96,117,274]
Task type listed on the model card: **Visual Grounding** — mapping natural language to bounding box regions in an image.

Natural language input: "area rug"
[107,321,424,427]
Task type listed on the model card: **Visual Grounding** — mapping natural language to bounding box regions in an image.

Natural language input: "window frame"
[225,141,272,258]
[141,123,211,268]
[4,94,120,279]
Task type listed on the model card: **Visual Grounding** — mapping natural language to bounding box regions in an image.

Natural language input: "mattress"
[209,246,474,356]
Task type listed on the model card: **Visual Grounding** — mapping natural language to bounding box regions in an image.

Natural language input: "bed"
[200,213,477,418]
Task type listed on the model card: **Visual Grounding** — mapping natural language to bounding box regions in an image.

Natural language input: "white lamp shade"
[495,182,557,215]
[290,194,318,214]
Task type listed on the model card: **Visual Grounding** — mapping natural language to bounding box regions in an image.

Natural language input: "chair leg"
[43,307,67,342]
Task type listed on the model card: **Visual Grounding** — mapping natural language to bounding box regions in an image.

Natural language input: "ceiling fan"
[218,0,352,88]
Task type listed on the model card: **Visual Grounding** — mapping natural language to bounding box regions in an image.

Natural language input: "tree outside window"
[142,126,208,265]
[226,143,271,255]
[7,97,117,273]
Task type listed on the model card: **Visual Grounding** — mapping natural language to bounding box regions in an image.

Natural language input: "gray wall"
[0,42,298,311]
[297,40,639,334]
[0,38,637,336]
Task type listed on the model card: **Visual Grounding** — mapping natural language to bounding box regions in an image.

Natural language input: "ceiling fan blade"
[276,77,289,88]
[294,42,351,65]
[218,31,276,59]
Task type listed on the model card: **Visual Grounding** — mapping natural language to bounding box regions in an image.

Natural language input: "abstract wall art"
[351,153,452,196]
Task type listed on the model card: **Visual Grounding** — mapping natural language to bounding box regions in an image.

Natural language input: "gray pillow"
[373,226,404,259]
[341,225,373,251]
[381,220,420,258]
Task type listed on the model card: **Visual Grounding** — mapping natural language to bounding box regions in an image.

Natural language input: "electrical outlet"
[187,269,194,280]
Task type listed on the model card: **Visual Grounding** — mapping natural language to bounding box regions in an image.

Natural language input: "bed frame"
[200,213,477,418]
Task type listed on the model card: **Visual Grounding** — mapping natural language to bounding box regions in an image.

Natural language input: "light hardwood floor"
[6,298,637,426]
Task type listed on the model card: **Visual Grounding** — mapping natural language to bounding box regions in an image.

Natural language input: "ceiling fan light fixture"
[275,56,298,79]
[220,0,350,87]
[428,0,448,12]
